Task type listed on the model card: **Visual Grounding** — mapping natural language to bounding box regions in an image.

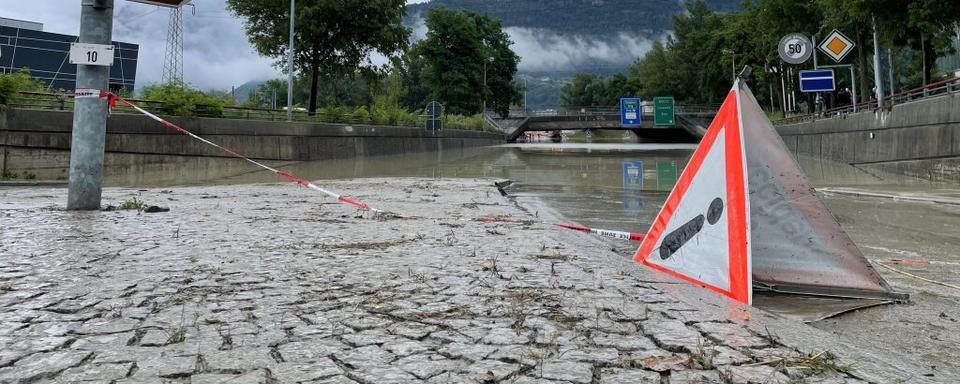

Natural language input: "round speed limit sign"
[778,33,813,64]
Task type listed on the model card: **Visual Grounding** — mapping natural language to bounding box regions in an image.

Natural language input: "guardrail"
[776,76,960,125]
[9,91,499,133]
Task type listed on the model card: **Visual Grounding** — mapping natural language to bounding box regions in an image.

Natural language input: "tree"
[227,0,410,114]
[411,8,520,117]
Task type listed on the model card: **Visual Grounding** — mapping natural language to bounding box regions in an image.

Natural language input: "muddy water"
[105,142,960,380]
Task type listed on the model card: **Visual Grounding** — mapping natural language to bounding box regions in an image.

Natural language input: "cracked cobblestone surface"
[0,179,884,383]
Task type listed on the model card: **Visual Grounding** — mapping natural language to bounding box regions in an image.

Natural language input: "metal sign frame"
[799,69,836,92]
[818,29,855,63]
[425,101,443,133]
[126,0,192,7]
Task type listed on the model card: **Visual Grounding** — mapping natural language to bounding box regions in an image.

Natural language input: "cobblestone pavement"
[0,179,931,383]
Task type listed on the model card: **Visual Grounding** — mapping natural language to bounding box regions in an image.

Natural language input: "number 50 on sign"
[69,43,114,67]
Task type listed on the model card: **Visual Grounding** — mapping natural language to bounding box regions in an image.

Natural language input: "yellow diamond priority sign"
[818,29,855,63]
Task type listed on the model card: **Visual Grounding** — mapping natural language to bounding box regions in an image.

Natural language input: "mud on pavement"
[0,178,938,383]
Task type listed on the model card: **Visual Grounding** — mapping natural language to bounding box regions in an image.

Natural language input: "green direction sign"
[653,97,675,126]
[656,161,678,191]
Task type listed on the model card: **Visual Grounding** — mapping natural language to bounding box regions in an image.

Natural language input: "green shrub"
[0,69,45,106]
[139,82,233,118]
[352,106,370,124]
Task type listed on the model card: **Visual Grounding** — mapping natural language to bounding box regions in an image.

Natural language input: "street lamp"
[482,56,494,114]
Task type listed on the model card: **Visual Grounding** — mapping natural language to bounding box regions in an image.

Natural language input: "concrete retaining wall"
[777,92,960,183]
[0,108,502,181]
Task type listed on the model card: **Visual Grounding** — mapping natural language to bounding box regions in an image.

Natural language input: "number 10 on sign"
[69,43,114,67]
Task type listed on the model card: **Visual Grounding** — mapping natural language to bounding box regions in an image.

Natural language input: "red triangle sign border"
[633,84,752,305]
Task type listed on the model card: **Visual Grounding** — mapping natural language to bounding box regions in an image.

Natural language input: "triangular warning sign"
[634,86,752,304]
[635,80,899,306]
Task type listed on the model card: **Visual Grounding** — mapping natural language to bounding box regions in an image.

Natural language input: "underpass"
[497,106,717,143]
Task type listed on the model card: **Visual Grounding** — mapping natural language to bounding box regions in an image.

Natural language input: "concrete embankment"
[0,108,502,181]
[777,92,960,183]
[0,178,936,383]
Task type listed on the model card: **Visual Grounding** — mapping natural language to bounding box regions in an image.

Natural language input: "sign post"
[67,0,115,210]
[778,33,813,65]
[653,97,675,126]
[799,69,836,93]
[622,161,643,189]
[656,161,678,191]
[620,97,642,127]
[818,30,855,63]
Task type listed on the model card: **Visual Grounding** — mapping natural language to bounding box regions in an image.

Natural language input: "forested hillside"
[407,0,740,37]
[407,0,741,107]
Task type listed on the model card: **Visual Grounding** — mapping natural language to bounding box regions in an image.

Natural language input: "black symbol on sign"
[659,198,724,260]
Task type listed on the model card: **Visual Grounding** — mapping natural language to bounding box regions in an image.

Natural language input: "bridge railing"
[777,76,960,125]
[505,103,719,118]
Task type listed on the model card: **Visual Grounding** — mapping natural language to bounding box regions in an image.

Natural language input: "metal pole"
[812,35,818,69]
[787,67,795,112]
[482,59,487,114]
[872,16,884,108]
[769,83,775,112]
[523,77,528,112]
[731,53,736,83]
[851,66,858,113]
[286,0,295,122]
[887,48,895,96]
[67,0,114,210]
[780,71,787,117]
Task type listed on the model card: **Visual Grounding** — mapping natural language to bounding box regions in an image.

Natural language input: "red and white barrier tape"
[552,223,645,242]
[99,92,381,213]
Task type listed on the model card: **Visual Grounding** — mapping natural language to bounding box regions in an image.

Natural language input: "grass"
[119,196,146,211]
[742,349,852,376]
[0,283,12,292]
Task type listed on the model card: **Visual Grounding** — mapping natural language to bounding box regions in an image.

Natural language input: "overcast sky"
[2,1,429,91]
[3,0,653,91]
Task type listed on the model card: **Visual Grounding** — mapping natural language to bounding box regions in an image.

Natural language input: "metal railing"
[9,91,499,132]
[776,76,960,125]
[505,103,720,118]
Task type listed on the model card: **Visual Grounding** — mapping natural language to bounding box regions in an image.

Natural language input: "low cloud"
[409,16,662,75]
[506,28,660,73]
[5,0,279,91]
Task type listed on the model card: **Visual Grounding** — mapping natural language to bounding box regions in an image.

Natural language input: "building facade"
[0,17,138,92]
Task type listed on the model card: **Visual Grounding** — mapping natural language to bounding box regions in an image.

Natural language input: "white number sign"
[69,43,114,67]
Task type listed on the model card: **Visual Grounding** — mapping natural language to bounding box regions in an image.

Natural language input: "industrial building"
[0,16,138,92]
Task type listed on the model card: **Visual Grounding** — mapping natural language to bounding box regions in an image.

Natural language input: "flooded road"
[100,142,960,380]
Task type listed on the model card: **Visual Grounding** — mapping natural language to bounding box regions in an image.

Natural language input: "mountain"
[407,0,740,40]
[406,0,740,107]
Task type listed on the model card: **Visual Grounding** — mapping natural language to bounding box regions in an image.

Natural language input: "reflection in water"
[112,143,923,236]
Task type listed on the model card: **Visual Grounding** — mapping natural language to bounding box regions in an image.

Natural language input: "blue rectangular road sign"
[799,69,836,92]
[622,160,643,189]
[620,97,642,127]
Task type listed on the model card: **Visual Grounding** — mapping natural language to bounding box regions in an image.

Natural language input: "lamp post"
[286,0,295,122]
[482,56,493,114]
